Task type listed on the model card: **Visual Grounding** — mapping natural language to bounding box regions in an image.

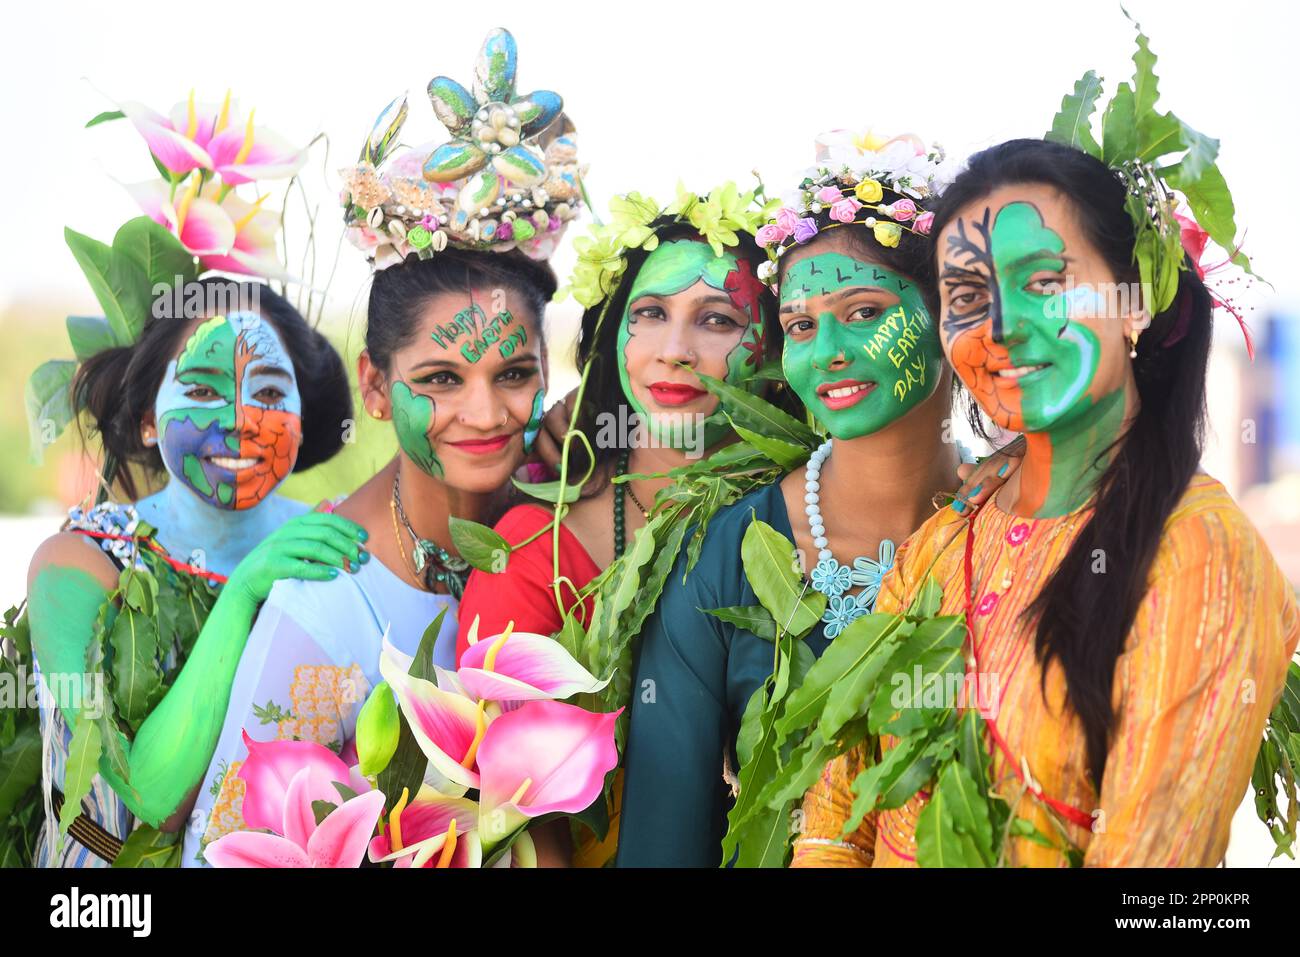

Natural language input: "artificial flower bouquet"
[203,617,620,868]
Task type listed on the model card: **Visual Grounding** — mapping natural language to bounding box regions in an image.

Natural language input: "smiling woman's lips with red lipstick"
[648,381,709,406]
[446,435,513,455]
[816,379,876,411]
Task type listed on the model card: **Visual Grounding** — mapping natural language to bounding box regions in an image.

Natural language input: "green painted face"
[617,239,765,450]
[780,252,942,439]
[390,380,443,477]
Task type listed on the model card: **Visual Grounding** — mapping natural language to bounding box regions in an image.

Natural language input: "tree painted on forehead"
[156,313,303,511]
[942,201,1126,517]
[779,251,943,440]
[616,239,765,449]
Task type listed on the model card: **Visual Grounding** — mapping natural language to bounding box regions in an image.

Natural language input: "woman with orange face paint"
[793,34,1299,867]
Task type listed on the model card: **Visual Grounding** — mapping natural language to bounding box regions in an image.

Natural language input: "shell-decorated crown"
[340,27,584,270]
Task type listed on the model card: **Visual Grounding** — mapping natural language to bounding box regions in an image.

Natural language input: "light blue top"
[182,556,458,866]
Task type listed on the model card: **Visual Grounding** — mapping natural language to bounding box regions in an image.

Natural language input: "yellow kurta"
[792,473,1300,867]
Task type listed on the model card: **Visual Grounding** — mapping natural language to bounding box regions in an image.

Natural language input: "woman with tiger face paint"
[24,279,360,867]
[794,136,1300,867]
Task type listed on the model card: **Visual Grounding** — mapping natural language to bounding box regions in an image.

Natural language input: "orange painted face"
[155,312,303,510]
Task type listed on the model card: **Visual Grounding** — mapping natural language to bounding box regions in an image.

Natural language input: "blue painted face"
[154,311,303,510]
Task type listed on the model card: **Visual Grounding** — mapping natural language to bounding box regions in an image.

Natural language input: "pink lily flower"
[205,112,307,186]
[203,733,385,868]
[459,621,610,702]
[123,178,235,257]
[198,186,293,280]
[379,638,486,790]
[367,785,481,868]
[476,700,621,849]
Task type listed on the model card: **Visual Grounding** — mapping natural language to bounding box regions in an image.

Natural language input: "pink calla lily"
[123,179,236,257]
[198,186,293,279]
[368,785,479,865]
[235,730,353,834]
[476,700,621,846]
[120,99,214,176]
[205,782,385,868]
[459,629,610,702]
[380,638,484,790]
[207,121,307,185]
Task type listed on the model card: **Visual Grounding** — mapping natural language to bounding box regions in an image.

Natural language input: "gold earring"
[1129,329,1140,359]
[369,407,383,419]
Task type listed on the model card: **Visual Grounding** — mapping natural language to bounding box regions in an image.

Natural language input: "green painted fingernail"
[359,550,371,563]
[329,568,340,578]
[997,462,1010,477]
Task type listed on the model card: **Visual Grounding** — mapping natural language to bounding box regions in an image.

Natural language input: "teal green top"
[617,481,831,867]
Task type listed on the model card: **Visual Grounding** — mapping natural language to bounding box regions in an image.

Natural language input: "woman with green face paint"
[795,57,1298,866]
[185,37,579,865]
[454,185,792,866]
[18,278,361,868]
[616,134,1018,866]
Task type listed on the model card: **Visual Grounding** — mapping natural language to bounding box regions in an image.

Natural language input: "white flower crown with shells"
[340,28,585,271]
[756,130,959,287]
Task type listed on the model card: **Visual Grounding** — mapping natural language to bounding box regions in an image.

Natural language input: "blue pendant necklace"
[803,439,896,639]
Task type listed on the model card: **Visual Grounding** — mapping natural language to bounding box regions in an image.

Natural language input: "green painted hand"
[222,509,370,611]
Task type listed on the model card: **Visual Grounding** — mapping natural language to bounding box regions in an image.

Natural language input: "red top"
[455,504,602,665]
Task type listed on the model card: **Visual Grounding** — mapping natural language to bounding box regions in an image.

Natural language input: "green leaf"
[311,799,338,826]
[64,226,151,346]
[511,475,582,504]
[1046,70,1103,157]
[843,734,925,831]
[113,216,198,294]
[776,612,903,741]
[59,718,102,840]
[906,576,943,620]
[25,359,76,464]
[0,724,42,820]
[740,518,824,638]
[731,423,809,470]
[1101,82,1137,165]
[111,824,180,868]
[85,110,125,128]
[701,604,777,642]
[66,315,119,361]
[693,369,820,448]
[447,516,511,573]
[411,608,448,683]
[375,710,426,810]
[1129,19,1160,120]
[108,606,163,728]
[1166,161,1251,274]
[934,760,995,866]
[867,615,966,734]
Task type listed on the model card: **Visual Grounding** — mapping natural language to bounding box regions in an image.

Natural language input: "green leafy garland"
[0,526,219,868]
[717,522,1081,867]
[1045,10,1257,318]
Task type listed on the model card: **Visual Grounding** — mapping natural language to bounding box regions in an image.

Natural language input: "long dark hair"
[74,277,352,501]
[365,246,557,373]
[572,217,798,486]
[929,138,1214,788]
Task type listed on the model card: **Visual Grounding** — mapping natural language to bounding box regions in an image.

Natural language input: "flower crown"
[564,181,778,308]
[1046,13,1257,352]
[340,28,584,271]
[755,131,956,287]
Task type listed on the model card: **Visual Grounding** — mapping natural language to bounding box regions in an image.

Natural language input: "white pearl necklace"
[804,439,834,563]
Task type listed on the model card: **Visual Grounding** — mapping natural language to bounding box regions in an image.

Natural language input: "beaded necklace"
[613,449,650,560]
[803,439,896,639]
[390,470,469,598]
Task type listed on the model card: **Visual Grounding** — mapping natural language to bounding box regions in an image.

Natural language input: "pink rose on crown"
[829,198,862,223]
[815,185,844,204]
[890,199,918,222]
[755,224,785,247]
[914,211,935,235]
[774,207,801,236]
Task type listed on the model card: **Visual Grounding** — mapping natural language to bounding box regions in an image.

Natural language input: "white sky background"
[2,0,1296,333]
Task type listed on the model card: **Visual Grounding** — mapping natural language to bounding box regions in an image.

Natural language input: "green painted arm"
[29,511,368,826]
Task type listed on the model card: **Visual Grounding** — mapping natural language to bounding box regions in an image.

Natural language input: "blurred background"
[2,0,1296,865]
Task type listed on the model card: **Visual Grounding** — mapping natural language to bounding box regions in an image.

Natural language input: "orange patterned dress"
[791,473,1300,867]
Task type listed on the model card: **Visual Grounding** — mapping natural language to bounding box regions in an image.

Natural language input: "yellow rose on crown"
[855,178,884,203]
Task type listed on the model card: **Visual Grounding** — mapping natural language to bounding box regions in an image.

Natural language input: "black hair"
[777,195,986,440]
[74,277,352,501]
[928,138,1215,789]
[365,247,557,373]
[572,217,801,487]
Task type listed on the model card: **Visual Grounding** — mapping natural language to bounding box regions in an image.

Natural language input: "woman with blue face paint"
[615,132,1019,867]
[22,277,362,868]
